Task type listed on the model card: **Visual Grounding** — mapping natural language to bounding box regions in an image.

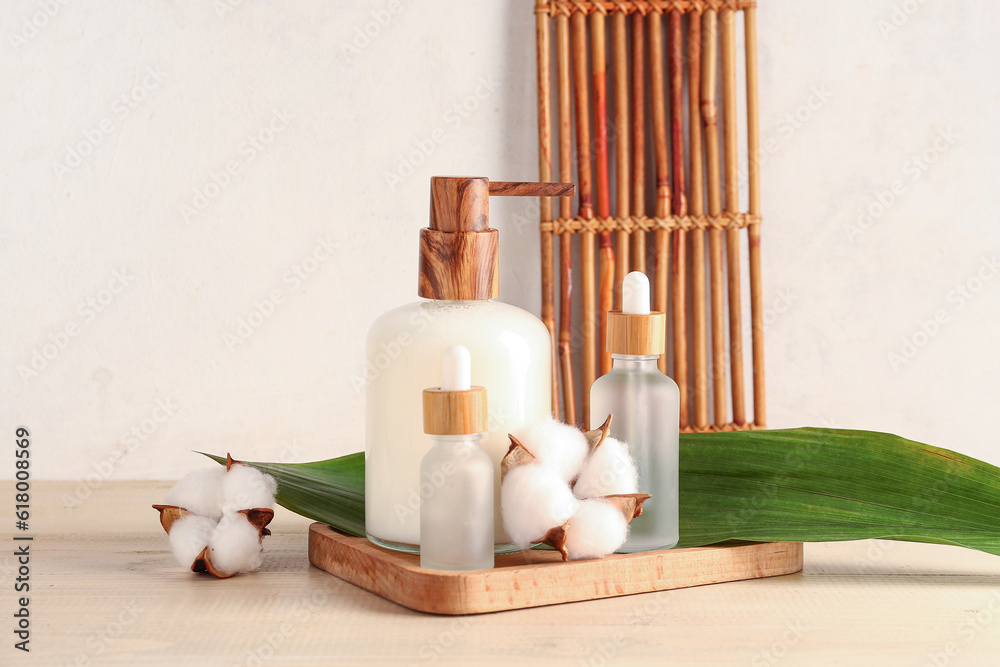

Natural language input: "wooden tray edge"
[308,523,803,615]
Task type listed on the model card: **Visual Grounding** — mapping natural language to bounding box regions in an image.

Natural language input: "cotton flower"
[510,419,590,482]
[562,499,629,560]
[207,512,266,576]
[163,467,226,520]
[500,416,649,561]
[573,437,638,499]
[501,464,579,549]
[155,457,276,578]
[221,463,277,511]
[168,514,216,567]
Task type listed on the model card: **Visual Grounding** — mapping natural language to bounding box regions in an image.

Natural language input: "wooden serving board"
[308,523,803,615]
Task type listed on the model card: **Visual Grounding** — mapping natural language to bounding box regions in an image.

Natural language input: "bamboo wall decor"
[535,0,764,433]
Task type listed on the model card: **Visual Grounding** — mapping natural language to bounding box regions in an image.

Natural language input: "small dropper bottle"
[420,344,495,570]
[590,271,679,552]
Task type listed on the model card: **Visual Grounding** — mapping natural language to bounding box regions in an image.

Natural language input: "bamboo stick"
[648,9,670,375]
[745,6,765,427]
[556,10,576,426]
[630,11,646,276]
[591,10,614,378]
[687,10,708,429]
[721,9,745,426]
[701,9,727,427]
[571,11,596,427]
[668,9,688,428]
[536,2,559,420]
[613,11,630,312]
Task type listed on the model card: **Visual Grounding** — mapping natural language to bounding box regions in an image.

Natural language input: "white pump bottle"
[364,176,575,553]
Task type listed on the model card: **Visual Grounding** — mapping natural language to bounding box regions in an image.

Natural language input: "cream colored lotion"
[365,299,551,551]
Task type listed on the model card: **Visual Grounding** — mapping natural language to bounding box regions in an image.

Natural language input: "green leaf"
[201,451,365,538]
[204,427,1000,556]
[676,428,1000,554]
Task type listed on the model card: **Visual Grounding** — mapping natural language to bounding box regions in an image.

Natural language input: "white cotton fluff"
[511,419,590,482]
[501,464,579,549]
[169,514,217,568]
[162,463,277,576]
[573,437,639,499]
[221,464,277,512]
[563,499,628,560]
[207,513,264,576]
[164,467,227,520]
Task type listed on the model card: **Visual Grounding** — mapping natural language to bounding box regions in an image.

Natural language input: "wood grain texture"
[745,6,765,427]
[489,181,575,197]
[630,11,647,275]
[720,9,745,426]
[422,387,488,435]
[572,10,596,427]
[688,10,709,430]
[556,11,577,425]
[606,311,667,357]
[428,176,490,233]
[309,523,802,615]
[421,178,572,303]
[700,9,728,428]
[648,9,670,376]
[668,10,688,428]
[613,11,630,312]
[591,9,614,377]
[420,176,498,300]
[418,228,499,301]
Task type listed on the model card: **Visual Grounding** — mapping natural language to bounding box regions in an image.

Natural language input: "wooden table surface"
[4,481,1000,666]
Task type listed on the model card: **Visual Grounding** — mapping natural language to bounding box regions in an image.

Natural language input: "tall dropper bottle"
[589,271,680,552]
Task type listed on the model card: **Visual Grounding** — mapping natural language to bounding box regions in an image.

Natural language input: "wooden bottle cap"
[606,311,666,356]
[417,177,575,301]
[423,387,488,435]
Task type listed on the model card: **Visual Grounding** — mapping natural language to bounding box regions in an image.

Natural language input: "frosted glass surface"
[419,435,494,571]
[591,356,679,552]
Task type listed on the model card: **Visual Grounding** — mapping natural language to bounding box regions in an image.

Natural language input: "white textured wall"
[3,0,999,481]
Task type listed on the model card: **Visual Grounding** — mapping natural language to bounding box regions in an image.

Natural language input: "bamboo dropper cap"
[607,272,666,356]
[417,177,575,301]
[423,344,488,436]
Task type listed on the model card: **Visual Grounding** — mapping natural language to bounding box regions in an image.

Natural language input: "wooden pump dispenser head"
[418,177,575,300]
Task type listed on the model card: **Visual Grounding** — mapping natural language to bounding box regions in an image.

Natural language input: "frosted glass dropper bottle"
[365,176,576,553]
[590,271,679,552]
[420,344,494,571]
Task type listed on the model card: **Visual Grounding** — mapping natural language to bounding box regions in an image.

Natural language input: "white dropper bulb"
[440,344,472,391]
[622,271,651,315]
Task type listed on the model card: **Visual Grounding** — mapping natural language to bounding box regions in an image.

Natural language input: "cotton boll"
[511,419,589,482]
[164,468,226,520]
[564,499,628,560]
[169,514,216,568]
[221,464,277,511]
[501,464,579,549]
[207,513,264,576]
[573,437,638,499]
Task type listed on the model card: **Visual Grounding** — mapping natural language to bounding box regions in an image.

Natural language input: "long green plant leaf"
[205,428,1000,555]
[202,451,366,538]
[675,427,1000,554]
